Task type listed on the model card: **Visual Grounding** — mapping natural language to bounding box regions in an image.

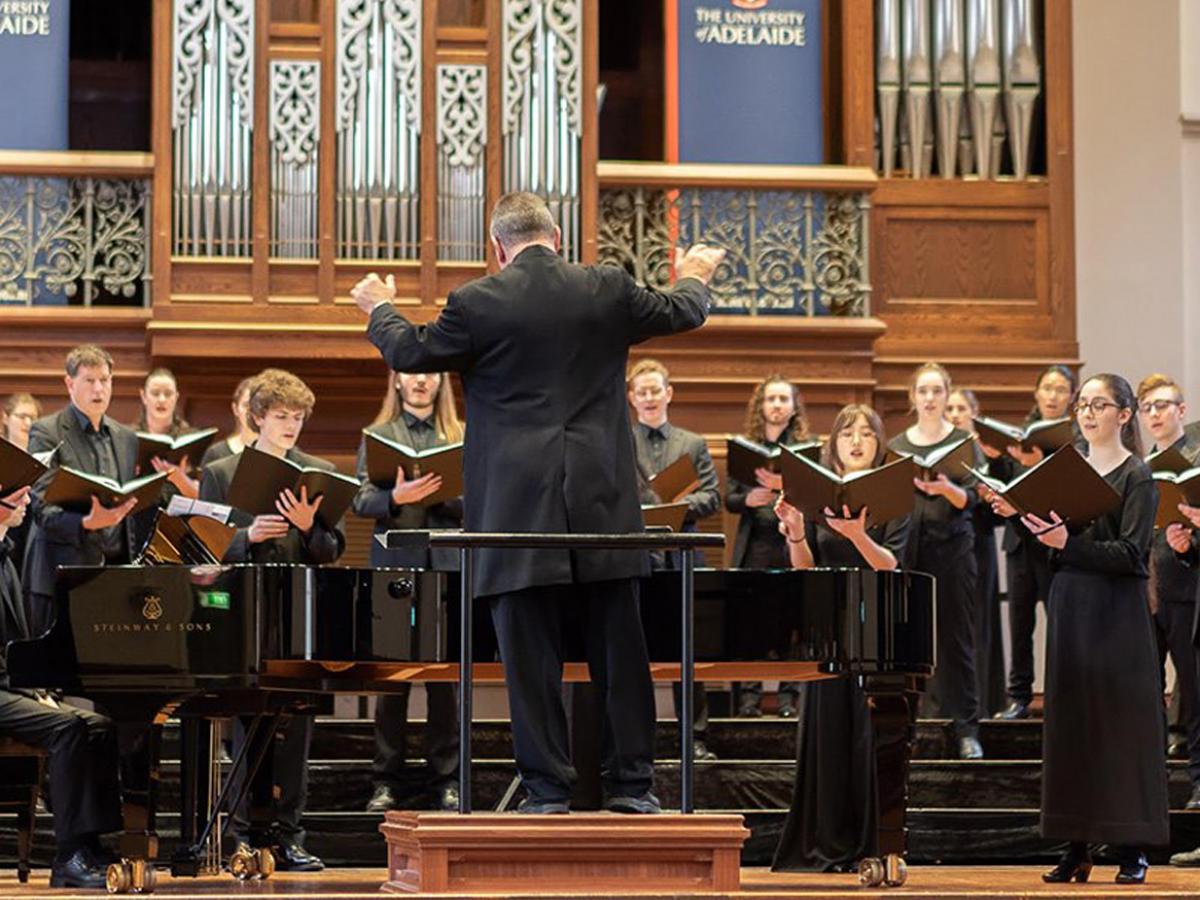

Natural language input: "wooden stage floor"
[3,867,1200,899]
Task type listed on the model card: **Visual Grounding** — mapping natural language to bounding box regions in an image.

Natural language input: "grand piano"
[7,562,933,892]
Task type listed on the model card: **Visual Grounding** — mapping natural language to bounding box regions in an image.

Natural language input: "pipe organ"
[159,0,590,303]
[878,0,1043,179]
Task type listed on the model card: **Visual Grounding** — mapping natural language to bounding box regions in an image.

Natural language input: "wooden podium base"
[379,811,750,894]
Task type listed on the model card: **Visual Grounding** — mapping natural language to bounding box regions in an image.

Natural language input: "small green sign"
[199,591,231,610]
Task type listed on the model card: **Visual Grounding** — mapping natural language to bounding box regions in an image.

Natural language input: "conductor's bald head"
[489,192,561,268]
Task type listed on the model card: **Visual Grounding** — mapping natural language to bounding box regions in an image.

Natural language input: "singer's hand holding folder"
[364,432,463,507]
[227,445,359,527]
[779,450,916,528]
[725,436,821,486]
[967,444,1121,528]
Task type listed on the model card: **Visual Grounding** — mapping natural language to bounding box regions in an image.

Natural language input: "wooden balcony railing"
[597,162,878,317]
[0,151,154,308]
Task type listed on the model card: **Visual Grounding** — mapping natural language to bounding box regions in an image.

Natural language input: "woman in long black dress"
[946,387,1006,717]
[888,362,982,758]
[990,373,1167,884]
[770,403,909,872]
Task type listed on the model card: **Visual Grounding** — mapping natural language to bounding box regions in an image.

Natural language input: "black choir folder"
[227,445,359,527]
[44,468,168,516]
[135,427,219,473]
[640,502,688,532]
[893,435,977,481]
[779,451,916,528]
[725,436,822,486]
[1150,468,1200,529]
[0,436,50,494]
[363,432,464,507]
[973,416,1074,456]
[967,444,1121,527]
[1146,445,1194,475]
[646,453,700,504]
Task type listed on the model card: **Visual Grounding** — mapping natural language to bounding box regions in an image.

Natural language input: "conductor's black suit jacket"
[367,245,710,598]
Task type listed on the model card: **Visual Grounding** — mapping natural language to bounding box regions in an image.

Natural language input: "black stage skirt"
[1041,569,1169,846]
[771,677,877,871]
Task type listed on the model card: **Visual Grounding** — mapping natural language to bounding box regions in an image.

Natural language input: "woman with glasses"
[888,363,982,759]
[990,374,1167,884]
[991,365,1078,721]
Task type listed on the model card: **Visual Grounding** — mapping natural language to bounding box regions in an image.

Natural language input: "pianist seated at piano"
[0,487,123,890]
[23,344,158,638]
[770,403,910,874]
[199,368,344,872]
[353,369,463,813]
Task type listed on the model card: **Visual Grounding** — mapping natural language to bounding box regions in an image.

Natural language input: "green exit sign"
[199,591,231,610]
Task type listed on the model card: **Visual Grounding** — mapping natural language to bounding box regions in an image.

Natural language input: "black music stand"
[378,529,725,815]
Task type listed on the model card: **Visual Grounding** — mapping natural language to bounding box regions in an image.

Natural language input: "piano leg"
[863,675,921,887]
[116,720,163,864]
[172,718,218,877]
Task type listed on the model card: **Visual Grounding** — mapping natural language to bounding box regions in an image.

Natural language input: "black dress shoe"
[777,703,796,718]
[435,783,460,811]
[272,842,324,872]
[1042,848,1093,884]
[516,797,570,814]
[366,784,397,812]
[1116,851,1149,884]
[49,848,109,889]
[604,792,662,814]
[693,739,718,761]
[994,700,1031,720]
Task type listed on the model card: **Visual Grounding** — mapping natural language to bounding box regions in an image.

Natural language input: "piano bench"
[0,739,47,884]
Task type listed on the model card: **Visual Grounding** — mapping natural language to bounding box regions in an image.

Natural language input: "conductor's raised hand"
[674,244,726,286]
[81,495,138,531]
[391,469,443,506]
[351,273,397,315]
[277,485,323,533]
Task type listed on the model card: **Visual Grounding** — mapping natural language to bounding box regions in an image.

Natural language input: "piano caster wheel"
[105,858,155,894]
[254,847,276,880]
[228,847,255,881]
[858,858,885,887]
[229,845,274,881]
[883,854,907,887]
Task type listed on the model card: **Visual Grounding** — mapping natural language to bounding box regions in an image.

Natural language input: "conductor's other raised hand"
[351,273,397,315]
[674,244,726,286]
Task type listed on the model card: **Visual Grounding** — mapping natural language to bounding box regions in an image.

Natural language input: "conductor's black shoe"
[1115,852,1149,884]
[516,797,569,814]
[272,842,324,872]
[435,783,460,811]
[693,740,718,761]
[49,848,109,889]
[994,700,1030,720]
[958,736,984,760]
[604,792,662,814]
[366,784,397,813]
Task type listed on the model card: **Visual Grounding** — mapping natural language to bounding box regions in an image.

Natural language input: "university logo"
[142,593,164,622]
[731,0,768,8]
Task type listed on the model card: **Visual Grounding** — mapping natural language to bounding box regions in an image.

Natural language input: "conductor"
[352,192,724,814]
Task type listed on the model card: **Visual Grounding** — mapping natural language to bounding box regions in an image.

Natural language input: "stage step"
[160,715,1050,762]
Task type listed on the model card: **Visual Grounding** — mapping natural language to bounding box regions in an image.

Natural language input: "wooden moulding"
[379,812,750,894]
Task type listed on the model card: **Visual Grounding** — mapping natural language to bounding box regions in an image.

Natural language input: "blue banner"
[0,0,70,150]
[670,0,823,164]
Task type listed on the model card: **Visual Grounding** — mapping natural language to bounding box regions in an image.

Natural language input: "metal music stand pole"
[680,547,696,814]
[458,547,473,814]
